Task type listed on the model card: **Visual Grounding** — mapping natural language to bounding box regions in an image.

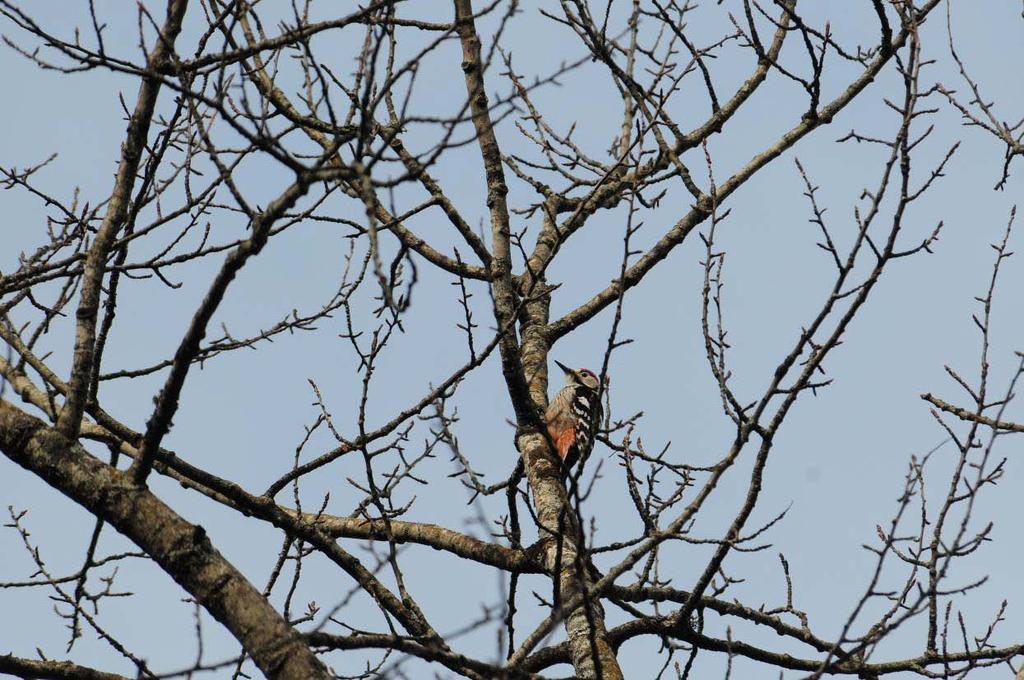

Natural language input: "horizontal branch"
[0,654,129,680]
[311,515,539,573]
[921,392,1024,433]
[306,631,515,679]
[608,583,833,653]
[525,612,1024,675]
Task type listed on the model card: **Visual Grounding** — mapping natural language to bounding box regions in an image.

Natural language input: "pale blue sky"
[2,2,1022,678]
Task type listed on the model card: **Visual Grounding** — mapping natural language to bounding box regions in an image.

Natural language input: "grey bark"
[0,400,331,680]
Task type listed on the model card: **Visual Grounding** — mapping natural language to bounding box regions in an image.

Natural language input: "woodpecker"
[545,360,603,477]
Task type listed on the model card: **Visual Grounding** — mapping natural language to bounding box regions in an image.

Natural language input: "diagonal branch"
[57,0,189,440]
[223,4,491,281]
[922,392,1024,433]
[0,399,331,680]
[313,516,539,573]
[546,0,941,342]
[130,174,313,485]
[0,654,129,680]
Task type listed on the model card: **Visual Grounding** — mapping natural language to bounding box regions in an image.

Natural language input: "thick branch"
[0,655,129,680]
[57,0,189,439]
[0,400,330,680]
[454,0,533,422]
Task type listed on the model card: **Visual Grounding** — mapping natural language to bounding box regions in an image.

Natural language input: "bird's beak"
[554,360,574,376]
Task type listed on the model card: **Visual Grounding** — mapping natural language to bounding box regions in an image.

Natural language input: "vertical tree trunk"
[452,0,625,674]
[518,295,624,679]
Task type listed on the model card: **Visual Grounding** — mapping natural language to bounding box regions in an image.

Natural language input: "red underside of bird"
[549,424,578,468]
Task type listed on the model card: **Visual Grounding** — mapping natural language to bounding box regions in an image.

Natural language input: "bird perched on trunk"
[545,360,603,478]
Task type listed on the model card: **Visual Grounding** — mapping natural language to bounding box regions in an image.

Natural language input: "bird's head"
[554,360,600,390]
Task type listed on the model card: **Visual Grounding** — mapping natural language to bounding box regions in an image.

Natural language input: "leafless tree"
[1,1,1022,678]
